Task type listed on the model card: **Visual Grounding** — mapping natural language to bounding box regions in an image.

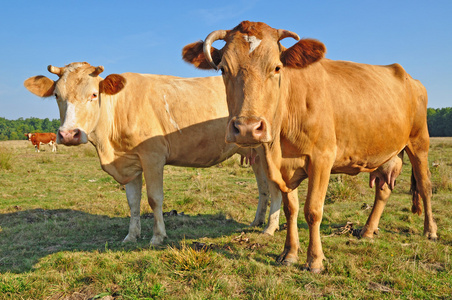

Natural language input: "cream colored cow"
[24,62,282,245]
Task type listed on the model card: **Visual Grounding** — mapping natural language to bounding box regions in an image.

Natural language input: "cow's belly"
[167,143,239,167]
[100,153,143,185]
[332,148,402,175]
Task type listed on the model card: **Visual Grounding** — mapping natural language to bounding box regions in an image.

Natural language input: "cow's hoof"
[150,235,166,246]
[262,226,277,236]
[425,233,438,241]
[276,250,298,266]
[122,234,138,243]
[301,263,324,274]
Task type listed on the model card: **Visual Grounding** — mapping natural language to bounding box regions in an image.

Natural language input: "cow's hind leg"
[123,174,143,242]
[143,162,167,245]
[361,153,403,238]
[263,181,282,235]
[406,137,437,240]
[360,180,392,239]
[250,156,271,228]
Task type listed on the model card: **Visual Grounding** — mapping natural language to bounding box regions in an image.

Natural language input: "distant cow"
[24,62,282,245]
[25,132,57,152]
[183,21,437,272]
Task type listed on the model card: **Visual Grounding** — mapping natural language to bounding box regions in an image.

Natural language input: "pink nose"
[58,129,81,145]
[226,116,269,145]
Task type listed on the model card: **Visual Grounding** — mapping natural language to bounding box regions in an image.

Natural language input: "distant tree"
[42,118,52,132]
[427,107,452,137]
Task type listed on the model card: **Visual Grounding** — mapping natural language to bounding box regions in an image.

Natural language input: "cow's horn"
[277,29,300,41]
[203,30,227,70]
[92,66,104,76]
[48,65,64,77]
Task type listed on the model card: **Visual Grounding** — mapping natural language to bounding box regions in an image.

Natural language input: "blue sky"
[1,0,450,120]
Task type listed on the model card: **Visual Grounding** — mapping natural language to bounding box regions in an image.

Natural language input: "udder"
[369,152,403,190]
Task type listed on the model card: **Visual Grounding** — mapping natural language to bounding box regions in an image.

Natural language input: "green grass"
[0,139,451,299]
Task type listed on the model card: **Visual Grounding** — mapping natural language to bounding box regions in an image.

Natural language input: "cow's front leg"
[143,163,167,246]
[276,189,299,265]
[123,174,143,242]
[303,161,331,273]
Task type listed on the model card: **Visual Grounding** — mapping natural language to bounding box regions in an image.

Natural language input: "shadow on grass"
[0,208,246,274]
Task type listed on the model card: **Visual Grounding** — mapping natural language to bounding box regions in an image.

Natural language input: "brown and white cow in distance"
[24,62,282,245]
[183,21,437,272]
[25,132,57,152]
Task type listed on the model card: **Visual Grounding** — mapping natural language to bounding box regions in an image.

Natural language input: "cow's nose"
[58,129,81,145]
[226,116,269,145]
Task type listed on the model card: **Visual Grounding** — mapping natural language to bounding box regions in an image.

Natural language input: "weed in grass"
[431,162,452,193]
[161,240,215,275]
[0,147,12,170]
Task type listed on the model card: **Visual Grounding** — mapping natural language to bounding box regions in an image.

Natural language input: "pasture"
[0,138,451,299]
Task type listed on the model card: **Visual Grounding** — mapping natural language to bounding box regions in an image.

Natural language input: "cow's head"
[183,21,325,147]
[24,62,126,145]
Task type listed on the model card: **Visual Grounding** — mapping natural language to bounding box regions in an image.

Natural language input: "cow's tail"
[410,170,423,216]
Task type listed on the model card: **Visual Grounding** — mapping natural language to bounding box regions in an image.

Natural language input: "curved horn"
[47,65,64,77]
[91,66,104,76]
[203,30,228,70]
[277,29,300,41]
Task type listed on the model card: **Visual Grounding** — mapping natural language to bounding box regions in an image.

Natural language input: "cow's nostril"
[73,129,80,138]
[232,121,240,135]
[255,121,264,132]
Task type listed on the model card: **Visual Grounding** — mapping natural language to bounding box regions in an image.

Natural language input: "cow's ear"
[24,76,55,97]
[281,39,326,68]
[100,74,126,95]
[182,41,222,70]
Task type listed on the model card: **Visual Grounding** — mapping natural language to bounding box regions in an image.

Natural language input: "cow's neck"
[88,94,118,166]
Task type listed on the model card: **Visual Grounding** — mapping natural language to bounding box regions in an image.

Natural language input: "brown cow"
[25,132,57,152]
[183,21,437,272]
[24,62,282,245]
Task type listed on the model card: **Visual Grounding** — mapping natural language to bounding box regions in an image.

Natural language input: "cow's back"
[109,74,237,167]
[285,59,428,173]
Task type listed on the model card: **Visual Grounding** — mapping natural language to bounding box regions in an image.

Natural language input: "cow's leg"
[143,163,167,245]
[263,181,282,235]
[406,136,437,240]
[276,189,299,265]
[360,179,392,238]
[123,174,143,243]
[249,156,270,228]
[361,153,403,238]
[302,161,332,273]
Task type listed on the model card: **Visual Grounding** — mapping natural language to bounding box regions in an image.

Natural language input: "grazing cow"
[183,21,437,272]
[24,62,282,245]
[25,132,57,152]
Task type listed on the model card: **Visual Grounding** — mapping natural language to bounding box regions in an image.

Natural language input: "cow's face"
[183,21,325,147]
[24,62,126,145]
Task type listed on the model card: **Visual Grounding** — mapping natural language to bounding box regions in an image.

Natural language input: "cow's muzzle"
[226,116,270,146]
[57,129,83,145]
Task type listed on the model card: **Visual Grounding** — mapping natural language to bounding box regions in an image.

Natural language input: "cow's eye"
[91,93,98,100]
[275,66,281,73]
[54,93,58,99]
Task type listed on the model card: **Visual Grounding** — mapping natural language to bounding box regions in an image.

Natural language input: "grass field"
[0,138,451,299]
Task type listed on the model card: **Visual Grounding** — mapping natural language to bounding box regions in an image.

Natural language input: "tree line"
[0,108,451,141]
[427,108,452,137]
[0,117,60,141]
